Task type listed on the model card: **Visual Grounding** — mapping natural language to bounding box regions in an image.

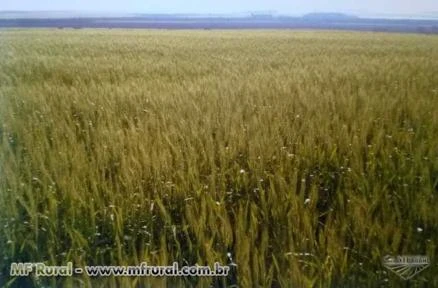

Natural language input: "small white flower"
[304,198,311,205]
[239,169,245,174]
[417,227,423,232]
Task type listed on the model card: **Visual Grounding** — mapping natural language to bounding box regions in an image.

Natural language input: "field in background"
[1,15,438,34]
[1,29,438,287]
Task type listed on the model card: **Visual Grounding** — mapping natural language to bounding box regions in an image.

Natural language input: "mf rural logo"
[382,255,430,280]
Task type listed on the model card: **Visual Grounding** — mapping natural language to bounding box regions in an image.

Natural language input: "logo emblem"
[382,255,430,280]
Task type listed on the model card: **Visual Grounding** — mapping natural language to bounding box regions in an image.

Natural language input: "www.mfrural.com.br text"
[10,262,230,277]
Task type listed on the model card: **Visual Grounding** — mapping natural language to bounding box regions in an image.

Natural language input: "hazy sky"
[1,0,437,16]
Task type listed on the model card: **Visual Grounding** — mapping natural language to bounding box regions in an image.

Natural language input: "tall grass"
[1,29,438,287]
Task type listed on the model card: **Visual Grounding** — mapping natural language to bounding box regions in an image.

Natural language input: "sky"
[1,0,437,16]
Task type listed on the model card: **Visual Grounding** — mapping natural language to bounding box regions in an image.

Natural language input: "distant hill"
[302,12,358,21]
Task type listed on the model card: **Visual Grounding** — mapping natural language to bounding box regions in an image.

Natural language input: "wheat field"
[1,29,438,287]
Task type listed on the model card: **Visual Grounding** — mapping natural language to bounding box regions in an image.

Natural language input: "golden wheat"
[1,29,438,287]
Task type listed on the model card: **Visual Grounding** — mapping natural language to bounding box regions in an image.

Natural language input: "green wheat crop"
[1,29,438,287]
